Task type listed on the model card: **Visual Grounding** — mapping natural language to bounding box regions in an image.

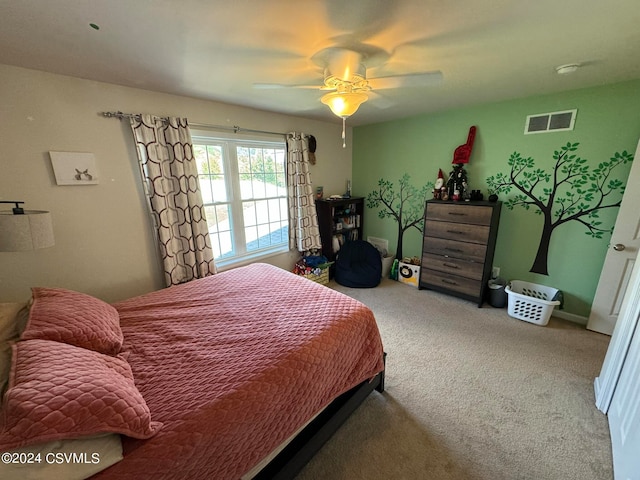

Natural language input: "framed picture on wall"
[49,151,99,185]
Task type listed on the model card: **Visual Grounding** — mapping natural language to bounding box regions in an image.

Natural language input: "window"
[192,132,289,266]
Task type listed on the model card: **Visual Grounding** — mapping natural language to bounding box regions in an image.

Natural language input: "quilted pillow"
[21,287,123,355]
[0,339,162,451]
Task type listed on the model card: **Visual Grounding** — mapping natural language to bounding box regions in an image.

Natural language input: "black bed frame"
[254,353,386,480]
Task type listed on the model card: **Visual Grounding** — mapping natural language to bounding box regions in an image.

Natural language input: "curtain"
[130,114,216,286]
[286,132,322,252]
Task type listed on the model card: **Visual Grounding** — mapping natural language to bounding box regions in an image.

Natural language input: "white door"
[594,248,640,413]
[595,251,640,478]
[587,137,640,335]
[608,304,640,480]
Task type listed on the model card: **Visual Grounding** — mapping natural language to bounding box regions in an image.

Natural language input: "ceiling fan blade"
[368,71,443,90]
[367,91,394,109]
[252,83,322,90]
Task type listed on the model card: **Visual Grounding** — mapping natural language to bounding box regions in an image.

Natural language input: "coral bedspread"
[92,263,384,480]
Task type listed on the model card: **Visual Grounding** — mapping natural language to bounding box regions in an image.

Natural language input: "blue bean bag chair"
[334,240,382,288]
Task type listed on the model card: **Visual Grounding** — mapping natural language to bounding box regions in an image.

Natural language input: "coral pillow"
[21,287,123,355]
[0,339,162,451]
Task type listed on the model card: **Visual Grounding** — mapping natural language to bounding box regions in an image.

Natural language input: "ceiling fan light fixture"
[321,91,368,118]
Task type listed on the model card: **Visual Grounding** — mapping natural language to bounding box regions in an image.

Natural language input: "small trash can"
[381,255,395,279]
[488,278,507,308]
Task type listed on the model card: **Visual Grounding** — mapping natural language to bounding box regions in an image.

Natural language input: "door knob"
[613,244,626,251]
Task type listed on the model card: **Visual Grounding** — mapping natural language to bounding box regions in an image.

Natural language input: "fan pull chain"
[342,117,346,148]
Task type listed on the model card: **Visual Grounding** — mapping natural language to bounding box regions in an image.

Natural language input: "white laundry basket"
[505,280,561,326]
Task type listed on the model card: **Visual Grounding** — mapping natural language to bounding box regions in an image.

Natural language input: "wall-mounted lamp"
[0,201,55,252]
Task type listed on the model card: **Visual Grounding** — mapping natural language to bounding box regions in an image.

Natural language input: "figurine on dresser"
[447,164,468,201]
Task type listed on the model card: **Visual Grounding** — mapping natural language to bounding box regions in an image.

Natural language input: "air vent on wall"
[524,109,577,134]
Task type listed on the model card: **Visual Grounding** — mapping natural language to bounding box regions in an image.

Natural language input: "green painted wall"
[353,79,640,317]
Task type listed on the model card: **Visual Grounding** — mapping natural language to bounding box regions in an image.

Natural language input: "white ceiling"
[1,0,639,126]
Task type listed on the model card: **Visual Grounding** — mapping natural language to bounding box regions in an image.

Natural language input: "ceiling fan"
[254,44,443,146]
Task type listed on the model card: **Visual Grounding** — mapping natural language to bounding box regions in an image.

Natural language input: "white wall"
[0,64,352,302]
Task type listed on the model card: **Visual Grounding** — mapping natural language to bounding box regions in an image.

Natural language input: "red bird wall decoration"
[453,126,477,164]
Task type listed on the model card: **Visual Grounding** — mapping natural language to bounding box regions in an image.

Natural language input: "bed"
[0,263,385,479]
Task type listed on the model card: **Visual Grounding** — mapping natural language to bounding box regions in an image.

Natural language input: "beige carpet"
[295,278,613,480]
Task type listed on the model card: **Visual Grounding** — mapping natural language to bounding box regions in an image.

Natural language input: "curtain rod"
[100,111,288,138]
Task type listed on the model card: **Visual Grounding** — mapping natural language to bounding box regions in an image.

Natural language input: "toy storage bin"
[293,258,333,286]
[505,280,561,326]
[302,267,329,285]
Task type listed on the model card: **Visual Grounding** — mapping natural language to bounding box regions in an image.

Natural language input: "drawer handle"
[442,262,459,269]
[441,279,458,285]
[448,212,466,216]
[446,230,465,234]
[445,247,463,253]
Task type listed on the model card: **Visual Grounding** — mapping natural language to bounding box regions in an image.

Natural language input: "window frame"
[191,130,290,268]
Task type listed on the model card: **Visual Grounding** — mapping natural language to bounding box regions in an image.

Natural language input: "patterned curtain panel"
[130,114,216,286]
[286,132,322,252]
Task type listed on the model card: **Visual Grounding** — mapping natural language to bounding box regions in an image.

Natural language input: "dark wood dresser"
[419,200,501,306]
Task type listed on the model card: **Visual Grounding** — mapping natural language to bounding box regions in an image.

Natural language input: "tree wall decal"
[486,142,633,275]
[366,174,432,260]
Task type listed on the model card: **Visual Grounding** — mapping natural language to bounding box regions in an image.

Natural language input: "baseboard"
[552,310,588,326]
[593,376,605,412]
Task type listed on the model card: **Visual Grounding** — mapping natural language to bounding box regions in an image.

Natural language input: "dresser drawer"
[420,252,484,280]
[423,236,487,263]
[420,269,482,298]
[425,220,490,245]
[426,203,493,226]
